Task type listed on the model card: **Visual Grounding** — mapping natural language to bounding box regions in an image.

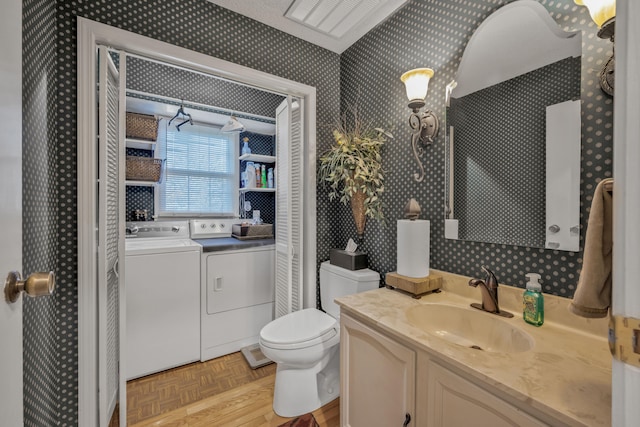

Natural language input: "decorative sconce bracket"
[598,17,615,96]
[401,67,440,182]
[408,108,439,182]
[574,1,615,96]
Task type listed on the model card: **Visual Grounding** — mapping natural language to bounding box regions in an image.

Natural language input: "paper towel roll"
[397,219,430,278]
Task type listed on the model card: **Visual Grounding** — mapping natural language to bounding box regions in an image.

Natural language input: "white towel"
[569,178,613,318]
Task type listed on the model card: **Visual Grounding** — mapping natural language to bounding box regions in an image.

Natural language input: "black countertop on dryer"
[194,237,276,253]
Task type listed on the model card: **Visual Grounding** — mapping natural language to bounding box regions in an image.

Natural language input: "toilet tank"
[320,261,380,318]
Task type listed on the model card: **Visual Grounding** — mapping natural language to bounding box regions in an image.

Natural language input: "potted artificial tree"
[318,105,392,238]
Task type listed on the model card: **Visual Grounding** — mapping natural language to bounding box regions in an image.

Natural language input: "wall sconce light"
[401,68,440,182]
[575,0,616,95]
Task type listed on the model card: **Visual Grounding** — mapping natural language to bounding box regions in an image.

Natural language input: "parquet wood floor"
[110,352,340,426]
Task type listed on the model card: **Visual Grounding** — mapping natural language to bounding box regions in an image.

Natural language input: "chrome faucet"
[468,266,513,318]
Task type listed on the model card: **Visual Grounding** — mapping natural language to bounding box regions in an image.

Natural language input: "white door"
[0,0,23,424]
[274,97,304,317]
[97,46,126,426]
[612,1,640,425]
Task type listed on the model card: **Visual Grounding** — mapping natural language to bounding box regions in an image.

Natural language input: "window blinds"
[159,122,237,216]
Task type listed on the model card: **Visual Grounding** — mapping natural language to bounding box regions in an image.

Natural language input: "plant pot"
[350,190,367,238]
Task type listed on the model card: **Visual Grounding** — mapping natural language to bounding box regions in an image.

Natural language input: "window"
[158,120,238,216]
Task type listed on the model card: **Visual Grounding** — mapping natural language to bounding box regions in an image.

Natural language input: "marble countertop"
[335,270,612,427]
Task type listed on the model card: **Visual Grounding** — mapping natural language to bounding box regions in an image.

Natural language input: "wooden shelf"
[239,187,276,193]
[239,154,275,163]
[126,180,157,187]
[126,138,157,150]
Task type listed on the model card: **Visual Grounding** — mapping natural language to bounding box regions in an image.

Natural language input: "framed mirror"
[444,0,581,251]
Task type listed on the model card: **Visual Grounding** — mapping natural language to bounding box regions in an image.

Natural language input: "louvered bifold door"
[274,97,304,318]
[289,97,304,313]
[97,46,125,426]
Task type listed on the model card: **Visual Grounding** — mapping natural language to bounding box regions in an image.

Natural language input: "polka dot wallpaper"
[126,56,285,120]
[21,0,613,424]
[23,0,59,425]
[339,0,613,297]
[25,0,340,424]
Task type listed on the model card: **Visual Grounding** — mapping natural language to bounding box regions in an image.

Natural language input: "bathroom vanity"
[337,270,611,427]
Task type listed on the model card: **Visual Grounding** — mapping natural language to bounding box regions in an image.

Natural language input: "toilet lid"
[260,308,338,347]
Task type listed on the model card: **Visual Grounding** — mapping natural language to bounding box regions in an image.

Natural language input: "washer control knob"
[200,223,206,229]
[220,223,225,229]
[172,226,180,232]
[210,223,217,228]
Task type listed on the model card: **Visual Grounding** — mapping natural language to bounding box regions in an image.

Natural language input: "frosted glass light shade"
[574,0,615,28]
[401,68,434,101]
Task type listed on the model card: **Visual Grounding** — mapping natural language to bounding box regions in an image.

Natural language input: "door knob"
[4,271,55,303]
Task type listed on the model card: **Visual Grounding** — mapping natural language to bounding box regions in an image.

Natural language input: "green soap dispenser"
[523,273,544,326]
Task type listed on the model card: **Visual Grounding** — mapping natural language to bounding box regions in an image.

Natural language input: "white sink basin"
[405,304,534,353]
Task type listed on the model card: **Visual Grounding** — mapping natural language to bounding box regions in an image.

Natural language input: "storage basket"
[232,223,273,239]
[126,156,163,182]
[126,112,159,141]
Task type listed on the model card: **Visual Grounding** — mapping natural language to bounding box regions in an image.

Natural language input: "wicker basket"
[126,156,163,182]
[126,112,159,141]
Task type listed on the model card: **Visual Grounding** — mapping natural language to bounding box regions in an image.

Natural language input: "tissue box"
[330,249,367,271]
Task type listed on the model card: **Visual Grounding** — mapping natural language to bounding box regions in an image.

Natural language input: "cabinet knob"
[403,413,411,426]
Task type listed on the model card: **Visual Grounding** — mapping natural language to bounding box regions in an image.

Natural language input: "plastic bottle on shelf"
[241,137,251,156]
[267,168,274,188]
[255,163,262,188]
[245,162,256,188]
[261,164,267,188]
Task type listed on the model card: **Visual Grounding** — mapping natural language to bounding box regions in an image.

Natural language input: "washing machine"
[125,220,201,379]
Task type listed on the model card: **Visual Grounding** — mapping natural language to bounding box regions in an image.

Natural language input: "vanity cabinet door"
[427,360,547,427]
[341,314,416,427]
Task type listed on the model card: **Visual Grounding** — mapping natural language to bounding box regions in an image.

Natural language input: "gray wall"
[339,0,613,296]
[24,0,341,424]
[126,55,286,119]
[22,0,613,425]
[23,0,59,425]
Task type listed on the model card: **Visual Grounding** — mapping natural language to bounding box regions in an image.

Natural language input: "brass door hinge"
[609,315,640,368]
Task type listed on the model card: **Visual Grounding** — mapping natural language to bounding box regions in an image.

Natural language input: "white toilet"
[259,261,379,417]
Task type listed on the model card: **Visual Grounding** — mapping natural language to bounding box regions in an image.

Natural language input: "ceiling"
[207,0,409,54]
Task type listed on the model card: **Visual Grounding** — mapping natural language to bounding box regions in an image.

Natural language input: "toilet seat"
[260,308,338,350]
